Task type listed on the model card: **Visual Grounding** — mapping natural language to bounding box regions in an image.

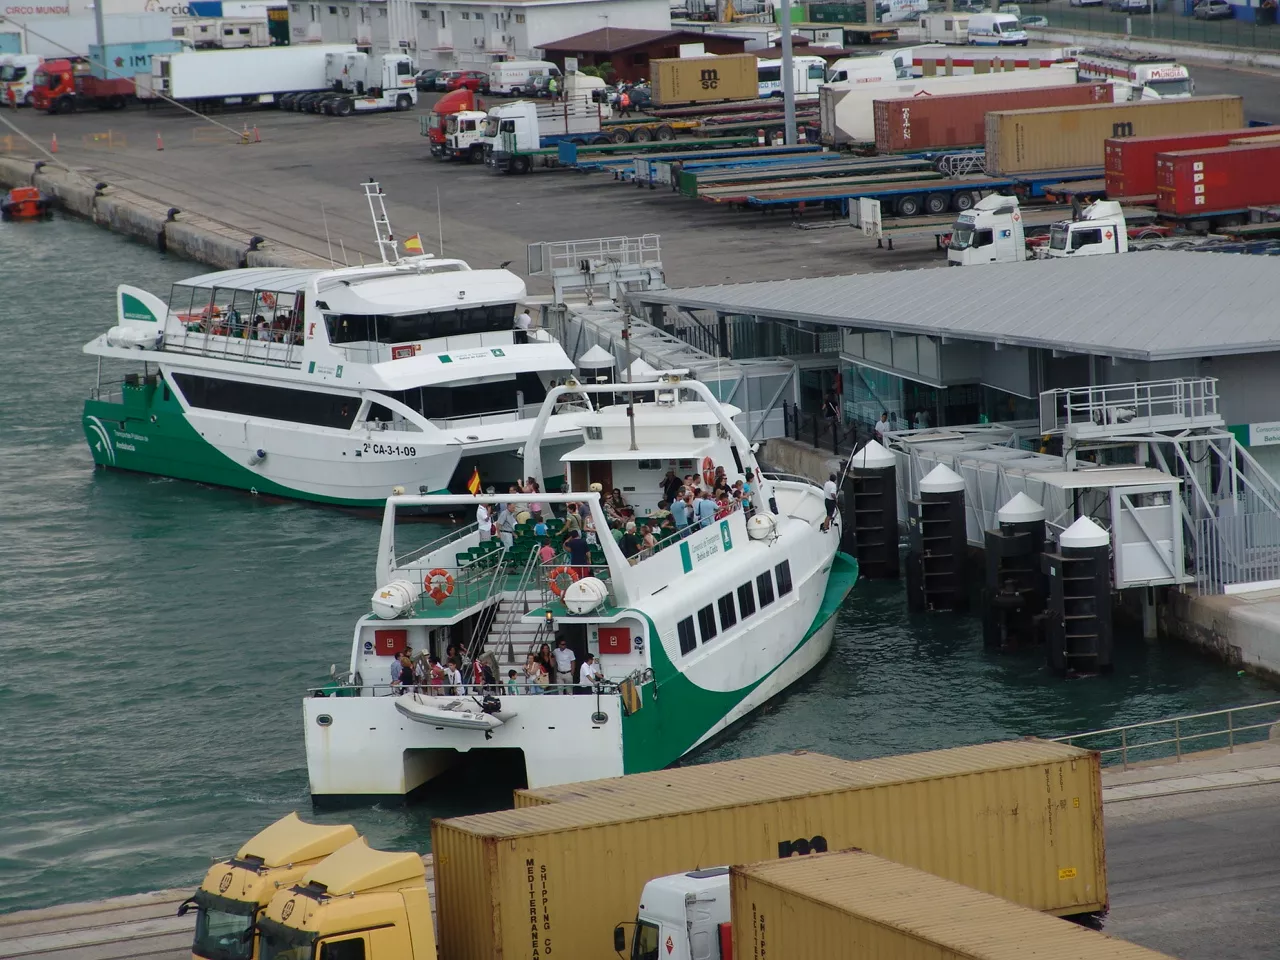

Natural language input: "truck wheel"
[951,191,977,212]
[655,124,675,141]
[592,135,612,145]
[109,94,126,110]
[60,97,75,114]
[633,126,653,143]
[336,98,353,116]
[611,128,631,144]
[469,144,484,163]
[396,94,412,111]
[924,193,949,215]
[513,156,531,175]
[896,194,923,217]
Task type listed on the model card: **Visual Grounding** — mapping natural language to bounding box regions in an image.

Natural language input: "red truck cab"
[33,57,134,113]
[425,87,479,155]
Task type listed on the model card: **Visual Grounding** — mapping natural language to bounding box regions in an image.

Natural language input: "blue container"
[88,40,183,81]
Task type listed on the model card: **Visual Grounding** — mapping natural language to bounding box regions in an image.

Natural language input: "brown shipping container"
[873,83,1113,154]
[731,851,1172,960]
[435,740,1106,960]
[650,54,758,106]
[984,95,1245,175]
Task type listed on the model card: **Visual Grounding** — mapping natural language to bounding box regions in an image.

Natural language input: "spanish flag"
[403,233,424,255]
[466,467,482,496]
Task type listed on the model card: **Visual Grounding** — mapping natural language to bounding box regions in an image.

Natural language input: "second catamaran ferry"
[81,185,583,507]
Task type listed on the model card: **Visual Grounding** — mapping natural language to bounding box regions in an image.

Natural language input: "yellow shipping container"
[984,94,1244,175]
[650,54,759,106]
[731,850,1172,960]
[435,740,1105,960]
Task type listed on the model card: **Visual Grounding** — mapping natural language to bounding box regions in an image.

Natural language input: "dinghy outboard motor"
[480,696,502,715]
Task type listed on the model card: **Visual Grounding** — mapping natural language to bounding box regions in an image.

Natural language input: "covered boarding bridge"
[637,252,1280,593]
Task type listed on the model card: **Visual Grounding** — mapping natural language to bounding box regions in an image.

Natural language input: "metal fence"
[1195,510,1280,593]
[1052,700,1280,770]
[1039,6,1280,51]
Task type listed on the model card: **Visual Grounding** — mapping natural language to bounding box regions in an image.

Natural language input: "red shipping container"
[873,83,1113,154]
[1155,141,1280,217]
[1104,125,1277,199]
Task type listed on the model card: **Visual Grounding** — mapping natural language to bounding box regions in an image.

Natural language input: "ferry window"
[692,424,710,439]
[737,582,756,618]
[172,373,359,429]
[637,460,662,470]
[677,616,697,655]
[718,593,737,630]
[367,402,396,423]
[378,372,546,420]
[756,571,775,607]
[697,604,718,644]
[775,560,793,596]
[319,938,366,960]
[324,302,515,344]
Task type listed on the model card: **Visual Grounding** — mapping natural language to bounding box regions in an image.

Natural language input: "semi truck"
[147,43,357,107]
[318,50,416,115]
[421,87,482,156]
[947,195,1139,264]
[180,813,358,960]
[31,58,138,113]
[820,65,1079,145]
[1,54,41,107]
[757,54,828,97]
[1076,50,1194,100]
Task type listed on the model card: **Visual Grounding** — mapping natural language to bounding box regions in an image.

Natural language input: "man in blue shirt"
[694,491,717,529]
[671,493,690,538]
[565,531,590,576]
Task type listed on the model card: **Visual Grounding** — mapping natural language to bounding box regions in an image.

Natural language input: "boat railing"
[395,521,481,569]
[308,679,621,698]
[761,471,819,487]
[162,326,303,368]
[493,550,548,663]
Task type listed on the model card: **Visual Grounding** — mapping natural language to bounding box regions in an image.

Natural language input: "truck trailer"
[147,44,358,107]
[1077,50,1194,101]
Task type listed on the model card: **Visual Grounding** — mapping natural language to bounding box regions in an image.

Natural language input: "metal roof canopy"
[1024,467,1183,490]
[639,251,1280,362]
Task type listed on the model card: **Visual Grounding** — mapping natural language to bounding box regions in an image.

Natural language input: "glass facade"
[841,360,1037,435]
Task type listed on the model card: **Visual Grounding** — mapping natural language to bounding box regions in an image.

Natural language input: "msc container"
[650,54,759,106]
[984,95,1245,175]
[730,850,1174,960]
[435,739,1106,960]
[873,82,1113,154]
[1155,141,1280,218]
[1103,125,1278,198]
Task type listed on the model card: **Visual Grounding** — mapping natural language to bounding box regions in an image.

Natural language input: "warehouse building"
[295,0,671,69]
[538,27,748,83]
[636,251,1280,476]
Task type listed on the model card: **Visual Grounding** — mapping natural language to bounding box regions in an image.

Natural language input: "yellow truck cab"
[258,838,435,960]
[182,813,358,960]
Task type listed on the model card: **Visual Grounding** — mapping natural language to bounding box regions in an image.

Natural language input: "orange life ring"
[548,565,580,597]
[425,568,455,605]
[701,456,716,488]
[260,291,276,309]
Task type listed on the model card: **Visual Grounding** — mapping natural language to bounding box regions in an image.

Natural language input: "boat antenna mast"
[363,179,400,265]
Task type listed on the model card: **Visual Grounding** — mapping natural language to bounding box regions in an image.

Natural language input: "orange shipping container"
[436,740,1106,960]
[984,95,1245,175]
[650,54,759,106]
[731,850,1173,960]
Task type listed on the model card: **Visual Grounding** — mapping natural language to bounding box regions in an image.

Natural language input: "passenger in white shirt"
[873,411,890,440]
[551,638,576,694]
[476,502,491,539]
[514,309,533,344]
[822,473,839,533]
[577,653,602,695]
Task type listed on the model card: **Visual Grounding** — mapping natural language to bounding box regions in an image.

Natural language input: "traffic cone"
[50,133,57,154]
[156,132,164,151]
[798,126,807,144]
[241,121,250,143]
[757,128,765,146]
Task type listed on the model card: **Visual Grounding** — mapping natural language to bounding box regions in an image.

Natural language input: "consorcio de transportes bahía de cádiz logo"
[121,293,158,323]
[85,416,116,465]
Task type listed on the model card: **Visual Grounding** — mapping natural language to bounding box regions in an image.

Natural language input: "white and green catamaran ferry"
[81,189,582,507]
[304,374,859,798]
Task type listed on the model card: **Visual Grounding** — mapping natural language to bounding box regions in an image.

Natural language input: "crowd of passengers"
[388,637,606,698]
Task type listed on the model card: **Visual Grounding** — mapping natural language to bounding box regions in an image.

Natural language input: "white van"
[965,12,1029,45]
[826,49,913,84]
[488,59,560,96]
[758,55,829,96]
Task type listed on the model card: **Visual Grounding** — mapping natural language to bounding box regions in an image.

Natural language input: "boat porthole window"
[317,714,333,727]
[591,711,608,724]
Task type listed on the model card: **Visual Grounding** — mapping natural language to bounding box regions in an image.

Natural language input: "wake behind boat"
[80,182,583,508]
[304,372,859,799]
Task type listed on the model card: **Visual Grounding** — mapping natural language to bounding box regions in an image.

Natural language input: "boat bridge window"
[718,593,737,630]
[324,303,515,345]
[737,582,756,618]
[697,604,717,644]
[172,373,359,429]
[692,424,711,439]
[378,372,546,419]
[756,571,776,608]
[677,616,697,655]
[775,560,793,596]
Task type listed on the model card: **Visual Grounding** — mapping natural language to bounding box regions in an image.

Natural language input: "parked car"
[1069,0,1104,7]
[611,82,652,111]
[447,70,490,93]
[1110,0,1151,11]
[1193,0,1233,17]
[530,74,553,98]
[434,70,462,91]
[1020,13,1049,25]
[414,68,441,91]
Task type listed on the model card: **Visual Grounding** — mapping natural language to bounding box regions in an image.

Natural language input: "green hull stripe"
[620,551,859,773]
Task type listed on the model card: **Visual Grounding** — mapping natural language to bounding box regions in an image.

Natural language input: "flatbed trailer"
[516,136,757,172]
[626,144,824,184]
[716,170,950,208]
[679,156,936,198]
[647,97,818,119]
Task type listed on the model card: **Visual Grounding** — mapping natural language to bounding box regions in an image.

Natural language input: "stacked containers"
[1155,141,1280,217]
[873,83,1114,154]
[1104,125,1278,198]
[730,850,1174,960]
[434,740,1106,960]
[984,95,1245,175]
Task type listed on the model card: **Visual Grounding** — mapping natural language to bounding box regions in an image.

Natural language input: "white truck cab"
[444,109,488,160]
[827,48,914,83]
[965,12,1029,45]
[1076,51,1193,100]
[1,53,42,106]
[758,54,828,96]
[1046,200,1129,258]
[618,868,731,960]
[949,195,1130,265]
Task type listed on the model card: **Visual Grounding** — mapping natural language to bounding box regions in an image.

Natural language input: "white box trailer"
[819,65,1078,145]
[149,43,357,103]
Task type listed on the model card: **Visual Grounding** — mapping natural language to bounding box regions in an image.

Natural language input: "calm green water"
[1,216,1275,915]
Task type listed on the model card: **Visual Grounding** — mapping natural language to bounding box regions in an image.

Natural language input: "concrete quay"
[3,748,1279,960]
